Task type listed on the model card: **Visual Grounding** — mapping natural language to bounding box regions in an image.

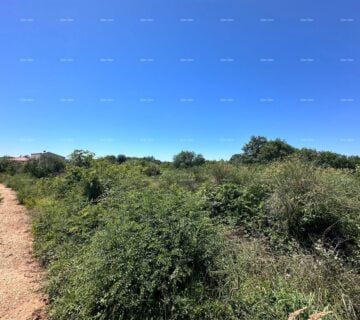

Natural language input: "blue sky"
[0,0,359,160]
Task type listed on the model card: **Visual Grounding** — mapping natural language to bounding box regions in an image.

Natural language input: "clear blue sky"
[0,0,359,160]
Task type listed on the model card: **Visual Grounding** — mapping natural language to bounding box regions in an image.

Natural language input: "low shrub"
[25,156,66,178]
[2,152,359,320]
[199,183,265,227]
[222,239,360,320]
[83,175,104,202]
[267,160,360,262]
[47,190,227,320]
[142,163,161,176]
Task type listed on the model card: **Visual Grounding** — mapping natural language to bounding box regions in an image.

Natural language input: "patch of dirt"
[0,184,47,320]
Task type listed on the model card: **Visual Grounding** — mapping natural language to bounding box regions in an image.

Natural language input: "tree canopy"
[173,151,206,168]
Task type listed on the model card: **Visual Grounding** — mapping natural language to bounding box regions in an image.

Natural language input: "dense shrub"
[200,183,265,226]
[48,191,227,320]
[25,156,66,178]
[142,163,161,176]
[0,173,40,206]
[223,239,360,319]
[83,176,104,201]
[0,157,13,172]
[2,143,360,320]
[267,160,360,259]
[295,148,358,170]
[102,155,117,163]
[173,151,205,168]
[207,161,237,184]
[141,156,161,164]
[0,157,25,175]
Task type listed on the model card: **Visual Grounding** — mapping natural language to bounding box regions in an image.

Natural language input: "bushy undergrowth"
[1,156,360,319]
[48,191,228,320]
[223,239,360,319]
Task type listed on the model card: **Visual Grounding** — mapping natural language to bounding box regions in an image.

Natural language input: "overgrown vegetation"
[0,137,359,319]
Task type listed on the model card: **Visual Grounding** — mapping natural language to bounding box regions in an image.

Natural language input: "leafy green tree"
[25,155,65,178]
[242,136,268,160]
[257,139,295,162]
[116,154,127,164]
[295,148,319,162]
[69,150,94,167]
[231,136,295,163]
[141,156,161,164]
[173,151,205,168]
[317,151,353,169]
[296,148,357,170]
[103,155,117,164]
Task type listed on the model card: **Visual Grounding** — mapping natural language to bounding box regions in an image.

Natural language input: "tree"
[242,136,268,159]
[256,139,295,162]
[116,154,127,164]
[69,150,94,168]
[25,155,66,178]
[296,148,357,170]
[295,148,319,162]
[103,155,117,164]
[317,151,353,169]
[231,136,295,163]
[141,156,161,164]
[173,151,205,168]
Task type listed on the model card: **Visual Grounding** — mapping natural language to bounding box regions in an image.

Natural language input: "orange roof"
[11,157,30,162]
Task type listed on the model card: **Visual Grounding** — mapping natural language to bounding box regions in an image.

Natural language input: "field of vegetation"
[1,137,360,320]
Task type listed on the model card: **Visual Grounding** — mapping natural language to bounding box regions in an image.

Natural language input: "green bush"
[48,190,227,320]
[25,156,66,178]
[0,173,40,206]
[295,148,357,170]
[199,183,265,227]
[206,161,237,184]
[2,146,360,320]
[173,151,205,169]
[0,157,25,175]
[222,239,360,319]
[267,160,360,260]
[83,176,104,202]
[142,163,161,176]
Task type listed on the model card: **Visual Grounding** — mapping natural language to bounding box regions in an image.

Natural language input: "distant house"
[31,151,65,161]
[10,156,30,162]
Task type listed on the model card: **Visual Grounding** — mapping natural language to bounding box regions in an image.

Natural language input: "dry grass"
[308,311,333,320]
[288,308,333,320]
[288,307,307,320]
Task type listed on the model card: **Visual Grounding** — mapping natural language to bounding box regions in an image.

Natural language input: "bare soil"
[0,184,46,320]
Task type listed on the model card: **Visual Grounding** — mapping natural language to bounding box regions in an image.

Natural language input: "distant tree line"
[1,137,360,178]
[230,136,360,169]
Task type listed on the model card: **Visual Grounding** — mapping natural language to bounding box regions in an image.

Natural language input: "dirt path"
[0,184,46,320]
